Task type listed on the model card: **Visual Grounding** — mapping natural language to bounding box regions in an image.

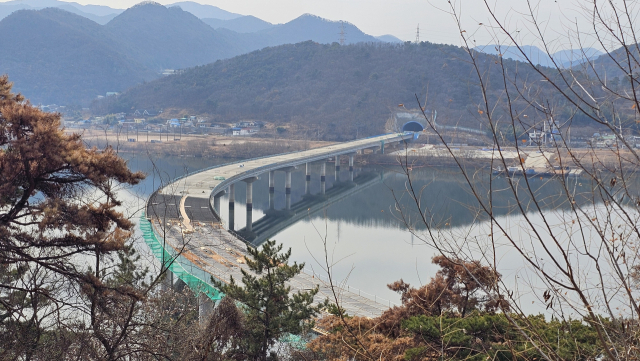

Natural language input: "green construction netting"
[139,213,223,301]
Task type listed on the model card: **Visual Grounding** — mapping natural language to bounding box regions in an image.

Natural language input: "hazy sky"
[6,0,604,50]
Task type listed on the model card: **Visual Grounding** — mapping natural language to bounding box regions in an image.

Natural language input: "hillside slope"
[104,41,555,140]
[0,8,155,105]
[105,2,242,70]
[0,3,393,105]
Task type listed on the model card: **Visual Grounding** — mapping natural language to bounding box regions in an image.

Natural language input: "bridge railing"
[164,132,412,197]
[205,133,413,210]
[139,212,223,301]
[167,132,403,185]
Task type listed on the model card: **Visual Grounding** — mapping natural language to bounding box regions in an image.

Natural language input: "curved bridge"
[145,133,413,318]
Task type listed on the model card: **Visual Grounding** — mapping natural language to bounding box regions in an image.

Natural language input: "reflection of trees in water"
[311,166,631,229]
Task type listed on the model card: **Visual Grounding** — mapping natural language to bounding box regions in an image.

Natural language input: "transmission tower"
[339,21,346,45]
[415,24,420,43]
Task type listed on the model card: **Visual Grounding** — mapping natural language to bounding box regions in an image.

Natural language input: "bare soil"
[71,129,335,158]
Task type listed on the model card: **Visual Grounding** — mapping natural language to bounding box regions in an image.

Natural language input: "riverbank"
[74,129,335,158]
[364,146,640,170]
[75,129,640,171]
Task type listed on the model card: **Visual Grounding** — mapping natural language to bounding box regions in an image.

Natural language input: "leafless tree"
[391,1,640,360]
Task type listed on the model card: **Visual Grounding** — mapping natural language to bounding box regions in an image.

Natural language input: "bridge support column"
[335,156,340,182]
[349,155,355,181]
[198,293,213,322]
[243,177,258,232]
[213,191,224,215]
[228,183,235,231]
[268,171,275,210]
[320,162,326,194]
[285,170,292,210]
[305,163,311,195]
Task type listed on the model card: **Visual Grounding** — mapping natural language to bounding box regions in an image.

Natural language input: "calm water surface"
[122,154,616,309]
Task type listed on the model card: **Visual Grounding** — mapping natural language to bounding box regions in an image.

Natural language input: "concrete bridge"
[145,133,413,318]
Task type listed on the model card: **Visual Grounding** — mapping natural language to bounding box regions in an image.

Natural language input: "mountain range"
[0,0,245,24]
[0,0,611,118]
[0,2,402,105]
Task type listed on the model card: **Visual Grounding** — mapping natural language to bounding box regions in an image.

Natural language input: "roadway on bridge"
[160,133,411,199]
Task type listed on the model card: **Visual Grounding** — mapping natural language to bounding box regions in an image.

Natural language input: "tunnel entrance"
[402,121,424,132]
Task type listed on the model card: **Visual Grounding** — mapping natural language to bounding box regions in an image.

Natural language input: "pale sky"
[4,0,609,50]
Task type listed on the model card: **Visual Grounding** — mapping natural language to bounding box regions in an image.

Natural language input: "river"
[121,153,633,315]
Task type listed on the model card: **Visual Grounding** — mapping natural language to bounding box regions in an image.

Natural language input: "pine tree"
[0,75,145,359]
[212,240,326,361]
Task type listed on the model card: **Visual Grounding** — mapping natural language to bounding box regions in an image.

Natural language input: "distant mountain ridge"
[0,2,399,105]
[166,1,242,20]
[474,44,603,68]
[259,14,379,45]
[0,7,156,105]
[0,0,245,23]
[0,0,123,24]
[104,2,241,70]
[202,15,275,33]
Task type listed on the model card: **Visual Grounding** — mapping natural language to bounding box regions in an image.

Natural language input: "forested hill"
[0,2,391,106]
[0,7,156,106]
[103,41,553,140]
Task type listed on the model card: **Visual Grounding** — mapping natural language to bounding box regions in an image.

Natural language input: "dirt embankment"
[363,147,640,170]
[73,130,335,158]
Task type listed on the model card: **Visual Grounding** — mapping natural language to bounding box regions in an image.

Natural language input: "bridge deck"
[160,133,411,198]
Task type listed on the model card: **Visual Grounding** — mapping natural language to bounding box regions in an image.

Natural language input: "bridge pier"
[320,162,326,194]
[349,154,355,181]
[285,169,292,210]
[305,163,310,195]
[243,177,258,232]
[213,191,225,215]
[228,183,235,231]
[335,156,340,182]
[268,171,275,210]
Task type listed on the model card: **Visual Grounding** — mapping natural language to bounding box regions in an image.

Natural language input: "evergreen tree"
[212,240,326,361]
[0,74,145,359]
